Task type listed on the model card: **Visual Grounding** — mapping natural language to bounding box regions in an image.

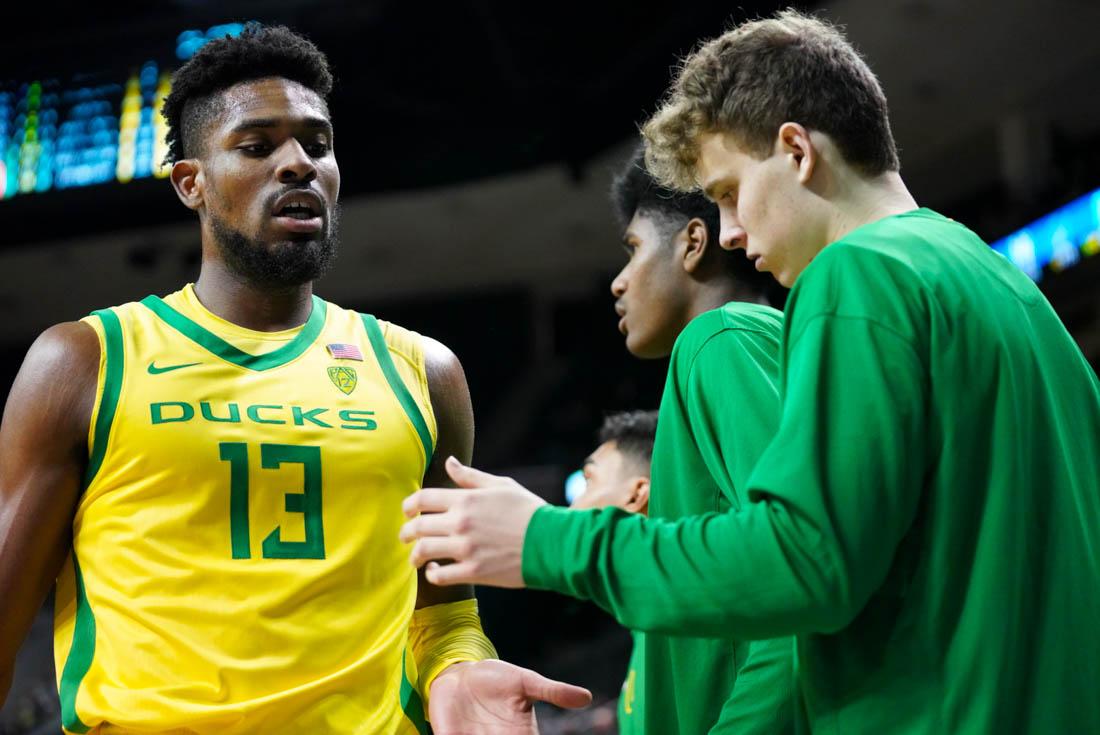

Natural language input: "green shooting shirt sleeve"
[523,253,929,638]
[709,636,796,735]
[681,326,782,508]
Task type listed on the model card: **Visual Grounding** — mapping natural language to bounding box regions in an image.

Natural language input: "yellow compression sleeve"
[408,599,498,712]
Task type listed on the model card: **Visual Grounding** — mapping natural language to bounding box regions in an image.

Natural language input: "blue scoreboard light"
[990,188,1100,282]
[0,23,245,201]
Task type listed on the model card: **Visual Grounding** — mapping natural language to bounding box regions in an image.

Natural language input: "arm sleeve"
[522,313,927,638]
[682,328,782,506]
[709,637,797,735]
[407,599,497,710]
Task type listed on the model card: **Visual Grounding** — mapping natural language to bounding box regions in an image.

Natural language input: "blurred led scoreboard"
[990,187,1100,282]
[0,23,245,200]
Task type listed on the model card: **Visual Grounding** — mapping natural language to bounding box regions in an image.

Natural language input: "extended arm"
[404,312,928,641]
[0,322,99,705]
[408,337,591,731]
[522,314,928,638]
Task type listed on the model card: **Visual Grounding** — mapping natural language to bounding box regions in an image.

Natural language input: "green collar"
[141,294,327,371]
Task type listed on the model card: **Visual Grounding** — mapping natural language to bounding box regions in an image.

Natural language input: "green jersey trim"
[399,646,432,735]
[139,294,327,372]
[84,308,124,487]
[360,314,435,465]
[60,308,123,732]
[58,558,96,734]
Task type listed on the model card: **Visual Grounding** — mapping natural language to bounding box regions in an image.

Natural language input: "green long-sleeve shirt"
[616,303,795,735]
[526,209,1100,734]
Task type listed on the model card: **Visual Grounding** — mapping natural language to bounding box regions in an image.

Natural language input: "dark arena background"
[2,1,1098,733]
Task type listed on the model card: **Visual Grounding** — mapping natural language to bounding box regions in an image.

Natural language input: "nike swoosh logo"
[147,361,201,375]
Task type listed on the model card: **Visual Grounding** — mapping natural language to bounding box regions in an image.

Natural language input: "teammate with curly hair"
[400,10,1100,735]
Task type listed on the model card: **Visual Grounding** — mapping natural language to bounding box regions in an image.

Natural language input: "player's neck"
[686,280,741,323]
[192,265,315,332]
[827,171,918,245]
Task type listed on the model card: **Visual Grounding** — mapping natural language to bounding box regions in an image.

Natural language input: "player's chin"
[773,266,797,288]
[625,332,666,360]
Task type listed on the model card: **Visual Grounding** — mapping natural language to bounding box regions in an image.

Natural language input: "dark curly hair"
[610,145,772,295]
[597,410,658,470]
[161,24,334,164]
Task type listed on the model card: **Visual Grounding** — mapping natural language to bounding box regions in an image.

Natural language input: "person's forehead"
[218,77,329,127]
[625,210,662,241]
[696,131,751,195]
[590,441,623,465]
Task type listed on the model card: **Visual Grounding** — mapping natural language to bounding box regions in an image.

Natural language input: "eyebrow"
[230,116,332,135]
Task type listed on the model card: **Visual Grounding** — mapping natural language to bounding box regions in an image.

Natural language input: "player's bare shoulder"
[418,335,474,477]
[421,336,467,399]
[420,336,472,425]
[3,320,101,443]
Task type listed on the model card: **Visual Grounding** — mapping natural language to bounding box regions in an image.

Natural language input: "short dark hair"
[610,145,770,293]
[162,24,334,164]
[598,410,658,471]
[644,10,899,189]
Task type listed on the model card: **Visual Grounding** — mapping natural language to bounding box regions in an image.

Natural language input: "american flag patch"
[326,343,364,361]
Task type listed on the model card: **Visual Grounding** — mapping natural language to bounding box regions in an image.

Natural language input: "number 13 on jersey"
[219,442,326,560]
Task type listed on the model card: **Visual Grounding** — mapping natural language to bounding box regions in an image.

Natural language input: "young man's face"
[695,131,818,287]
[610,211,690,359]
[570,441,649,514]
[195,77,341,286]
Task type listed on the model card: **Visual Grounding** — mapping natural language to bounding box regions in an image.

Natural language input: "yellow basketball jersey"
[54,285,437,734]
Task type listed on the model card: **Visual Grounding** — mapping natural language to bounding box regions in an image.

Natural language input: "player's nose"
[276,139,318,184]
[610,267,628,298]
[717,207,746,250]
[720,222,747,251]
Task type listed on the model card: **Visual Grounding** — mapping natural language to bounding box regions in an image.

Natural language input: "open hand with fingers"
[429,659,592,734]
[400,457,547,588]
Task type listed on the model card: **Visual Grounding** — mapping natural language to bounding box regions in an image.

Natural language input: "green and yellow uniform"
[615,303,795,734]
[55,285,437,734]
[526,209,1100,733]
[617,632,643,734]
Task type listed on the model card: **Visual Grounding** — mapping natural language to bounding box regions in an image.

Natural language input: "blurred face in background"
[184,77,342,287]
[570,440,650,515]
[610,210,694,359]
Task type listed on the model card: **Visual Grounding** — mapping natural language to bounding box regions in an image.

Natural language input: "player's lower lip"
[618,316,627,335]
[754,256,767,271]
[272,215,323,233]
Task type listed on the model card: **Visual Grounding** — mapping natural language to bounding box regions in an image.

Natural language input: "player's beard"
[209,205,341,288]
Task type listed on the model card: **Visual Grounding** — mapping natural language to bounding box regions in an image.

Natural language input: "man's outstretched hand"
[400,457,547,588]
[429,659,592,734]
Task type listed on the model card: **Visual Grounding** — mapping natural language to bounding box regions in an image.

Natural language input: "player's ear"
[776,122,816,185]
[681,218,710,275]
[625,477,650,514]
[170,159,205,211]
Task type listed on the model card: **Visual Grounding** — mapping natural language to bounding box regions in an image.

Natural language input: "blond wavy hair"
[642,9,899,191]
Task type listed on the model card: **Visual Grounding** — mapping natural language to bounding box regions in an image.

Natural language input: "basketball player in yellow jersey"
[0,24,590,734]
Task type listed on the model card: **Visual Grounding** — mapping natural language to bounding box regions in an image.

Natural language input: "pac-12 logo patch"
[327,366,358,395]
